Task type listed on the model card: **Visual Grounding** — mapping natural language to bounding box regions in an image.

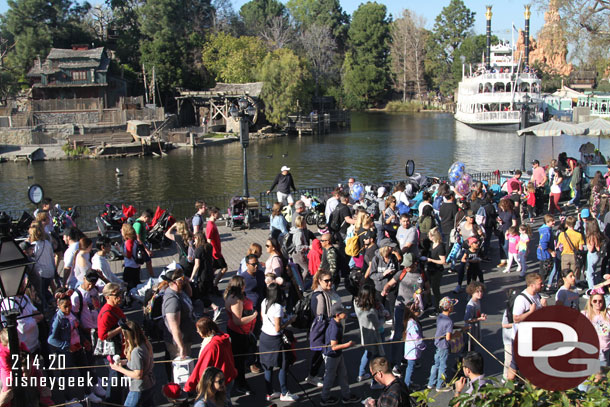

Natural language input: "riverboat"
[454,6,544,132]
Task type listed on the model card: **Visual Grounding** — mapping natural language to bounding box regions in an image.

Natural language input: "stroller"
[301,192,327,229]
[227,196,250,230]
[95,216,123,261]
[147,206,175,249]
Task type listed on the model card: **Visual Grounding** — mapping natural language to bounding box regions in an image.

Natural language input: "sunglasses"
[248,262,258,266]
[592,299,604,304]
[320,239,330,242]
[265,244,272,248]
[322,279,332,283]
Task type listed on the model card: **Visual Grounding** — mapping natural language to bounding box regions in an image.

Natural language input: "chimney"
[524,5,531,68]
[485,6,492,70]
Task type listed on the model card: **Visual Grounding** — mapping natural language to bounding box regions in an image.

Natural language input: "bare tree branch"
[300,23,338,97]
[390,9,427,101]
[260,16,293,50]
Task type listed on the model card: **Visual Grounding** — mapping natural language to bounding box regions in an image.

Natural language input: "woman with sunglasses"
[194,367,227,407]
[583,289,610,380]
[305,270,341,387]
[265,238,286,279]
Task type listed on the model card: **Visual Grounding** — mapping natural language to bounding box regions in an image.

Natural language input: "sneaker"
[280,392,299,402]
[266,392,281,401]
[426,385,434,389]
[392,366,401,376]
[319,396,340,406]
[250,364,262,374]
[212,307,223,322]
[452,285,462,294]
[370,381,384,390]
[233,386,251,396]
[502,269,510,274]
[87,393,102,403]
[497,261,507,268]
[436,386,452,392]
[342,394,362,404]
[305,375,324,387]
[385,319,393,326]
[357,373,371,381]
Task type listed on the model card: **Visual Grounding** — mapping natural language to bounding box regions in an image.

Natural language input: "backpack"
[432,195,444,211]
[292,290,316,329]
[308,291,332,348]
[505,290,534,324]
[134,241,146,265]
[186,213,204,234]
[417,215,435,238]
[328,206,343,232]
[279,230,296,259]
[475,206,487,226]
[345,232,365,257]
[143,287,165,341]
[397,201,411,215]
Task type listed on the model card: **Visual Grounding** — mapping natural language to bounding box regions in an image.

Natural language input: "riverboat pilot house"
[27,45,126,108]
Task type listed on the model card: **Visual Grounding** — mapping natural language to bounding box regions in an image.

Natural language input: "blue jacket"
[48,310,73,352]
[537,225,553,260]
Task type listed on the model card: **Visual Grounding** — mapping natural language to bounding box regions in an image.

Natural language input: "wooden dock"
[285,110,350,136]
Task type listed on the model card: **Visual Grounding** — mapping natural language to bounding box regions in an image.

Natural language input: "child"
[403,301,424,389]
[517,224,532,278]
[427,297,458,392]
[503,226,520,274]
[464,282,487,352]
[319,303,361,406]
[524,183,536,223]
[555,269,580,309]
[461,237,483,284]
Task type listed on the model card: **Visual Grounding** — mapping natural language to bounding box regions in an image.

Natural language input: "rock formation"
[515,0,573,76]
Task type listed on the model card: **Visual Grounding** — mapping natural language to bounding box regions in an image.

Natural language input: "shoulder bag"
[93,308,123,356]
[563,232,586,270]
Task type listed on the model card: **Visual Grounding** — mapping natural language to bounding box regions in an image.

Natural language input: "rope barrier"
[465,331,526,382]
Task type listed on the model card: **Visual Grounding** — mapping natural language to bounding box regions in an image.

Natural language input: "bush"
[62,143,90,157]
[385,100,427,112]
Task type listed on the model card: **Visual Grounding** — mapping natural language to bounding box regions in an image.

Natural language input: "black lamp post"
[0,214,31,406]
[229,98,256,198]
[517,94,534,171]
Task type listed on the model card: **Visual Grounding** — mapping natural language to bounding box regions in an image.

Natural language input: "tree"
[239,0,287,37]
[286,0,349,50]
[83,3,113,43]
[202,32,267,83]
[210,0,242,34]
[424,0,475,94]
[341,1,390,109]
[390,9,426,101]
[3,0,92,74]
[107,0,144,72]
[300,23,338,97]
[259,48,312,125]
[260,15,294,50]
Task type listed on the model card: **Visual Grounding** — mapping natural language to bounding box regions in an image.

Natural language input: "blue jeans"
[547,256,561,288]
[404,359,416,387]
[264,367,287,395]
[518,251,527,277]
[359,350,371,377]
[569,187,581,206]
[392,305,406,365]
[427,347,449,389]
[124,390,154,407]
[586,251,601,289]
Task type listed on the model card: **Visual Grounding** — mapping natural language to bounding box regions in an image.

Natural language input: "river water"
[0,112,606,212]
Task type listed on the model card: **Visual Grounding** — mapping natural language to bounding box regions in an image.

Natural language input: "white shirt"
[261,300,283,337]
[71,285,100,330]
[92,253,123,288]
[33,239,55,278]
[511,290,542,339]
[393,191,410,206]
[325,197,339,223]
[63,242,79,270]
[1,295,40,352]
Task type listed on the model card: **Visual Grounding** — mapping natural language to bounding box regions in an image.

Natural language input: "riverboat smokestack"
[524,4,531,68]
[485,6,492,70]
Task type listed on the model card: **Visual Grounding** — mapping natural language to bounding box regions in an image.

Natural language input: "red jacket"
[183,333,237,393]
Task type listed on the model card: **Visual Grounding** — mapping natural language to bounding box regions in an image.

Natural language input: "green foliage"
[596,80,610,92]
[341,2,390,109]
[202,33,267,83]
[533,62,568,93]
[4,0,92,74]
[286,0,349,49]
[239,0,287,36]
[62,143,90,157]
[108,0,144,72]
[449,34,498,91]
[385,101,434,112]
[424,0,475,94]
[259,48,312,125]
[450,374,610,406]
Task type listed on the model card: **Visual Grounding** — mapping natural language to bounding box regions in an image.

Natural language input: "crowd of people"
[3,157,610,407]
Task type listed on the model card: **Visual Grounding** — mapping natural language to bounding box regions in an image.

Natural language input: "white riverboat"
[454,42,544,132]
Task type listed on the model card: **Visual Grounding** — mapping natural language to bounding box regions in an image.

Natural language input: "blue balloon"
[448,162,466,183]
[351,182,364,201]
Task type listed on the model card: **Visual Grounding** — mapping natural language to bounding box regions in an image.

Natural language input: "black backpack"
[279,230,296,259]
[505,289,534,324]
[328,206,343,232]
[292,290,316,330]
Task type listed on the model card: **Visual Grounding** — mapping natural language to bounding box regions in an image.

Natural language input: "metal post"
[240,117,249,198]
[5,311,24,404]
[242,142,249,198]
[520,104,529,171]
[524,5,531,68]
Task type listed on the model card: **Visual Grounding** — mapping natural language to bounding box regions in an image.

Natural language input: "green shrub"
[62,143,90,157]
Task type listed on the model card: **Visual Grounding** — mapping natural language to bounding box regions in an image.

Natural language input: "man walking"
[133,210,155,278]
[531,160,548,215]
[267,166,297,206]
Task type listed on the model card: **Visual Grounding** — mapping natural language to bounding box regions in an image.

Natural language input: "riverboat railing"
[5,171,505,232]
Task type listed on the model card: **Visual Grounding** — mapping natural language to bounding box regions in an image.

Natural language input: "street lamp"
[0,213,32,406]
[516,93,535,170]
[230,97,257,197]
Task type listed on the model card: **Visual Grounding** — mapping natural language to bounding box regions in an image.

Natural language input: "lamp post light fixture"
[0,214,33,406]
[516,93,535,171]
[230,97,257,198]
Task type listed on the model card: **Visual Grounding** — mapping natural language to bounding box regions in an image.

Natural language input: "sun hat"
[439,297,458,310]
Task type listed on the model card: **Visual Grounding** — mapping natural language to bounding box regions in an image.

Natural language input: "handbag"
[563,232,586,269]
[134,242,147,265]
[448,329,465,354]
[93,309,123,356]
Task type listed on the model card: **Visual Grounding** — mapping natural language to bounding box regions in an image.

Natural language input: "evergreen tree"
[341,1,390,109]
[424,0,475,95]
[286,0,349,50]
[259,48,311,125]
[239,0,287,37]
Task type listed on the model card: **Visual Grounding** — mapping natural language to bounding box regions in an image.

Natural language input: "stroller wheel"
[316,216,327,229]
[305,212,316,225]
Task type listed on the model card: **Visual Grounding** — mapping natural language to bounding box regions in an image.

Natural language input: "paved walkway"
[99,214,580,407]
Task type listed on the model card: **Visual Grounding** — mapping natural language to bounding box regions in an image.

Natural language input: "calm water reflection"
[0,112,606,211]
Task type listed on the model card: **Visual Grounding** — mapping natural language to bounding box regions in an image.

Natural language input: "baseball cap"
[161,268,185,282]
[467,236,480,246]
[401,253,415,268]
[362,230,375,240]
[439,297,458,310]
[581,208,591,219]
[532,159,540,165]
[378,238,397,249]
[19,241,32,251]
[281,166,290,172]
[330,302,346,317]
[377,187,386,198]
